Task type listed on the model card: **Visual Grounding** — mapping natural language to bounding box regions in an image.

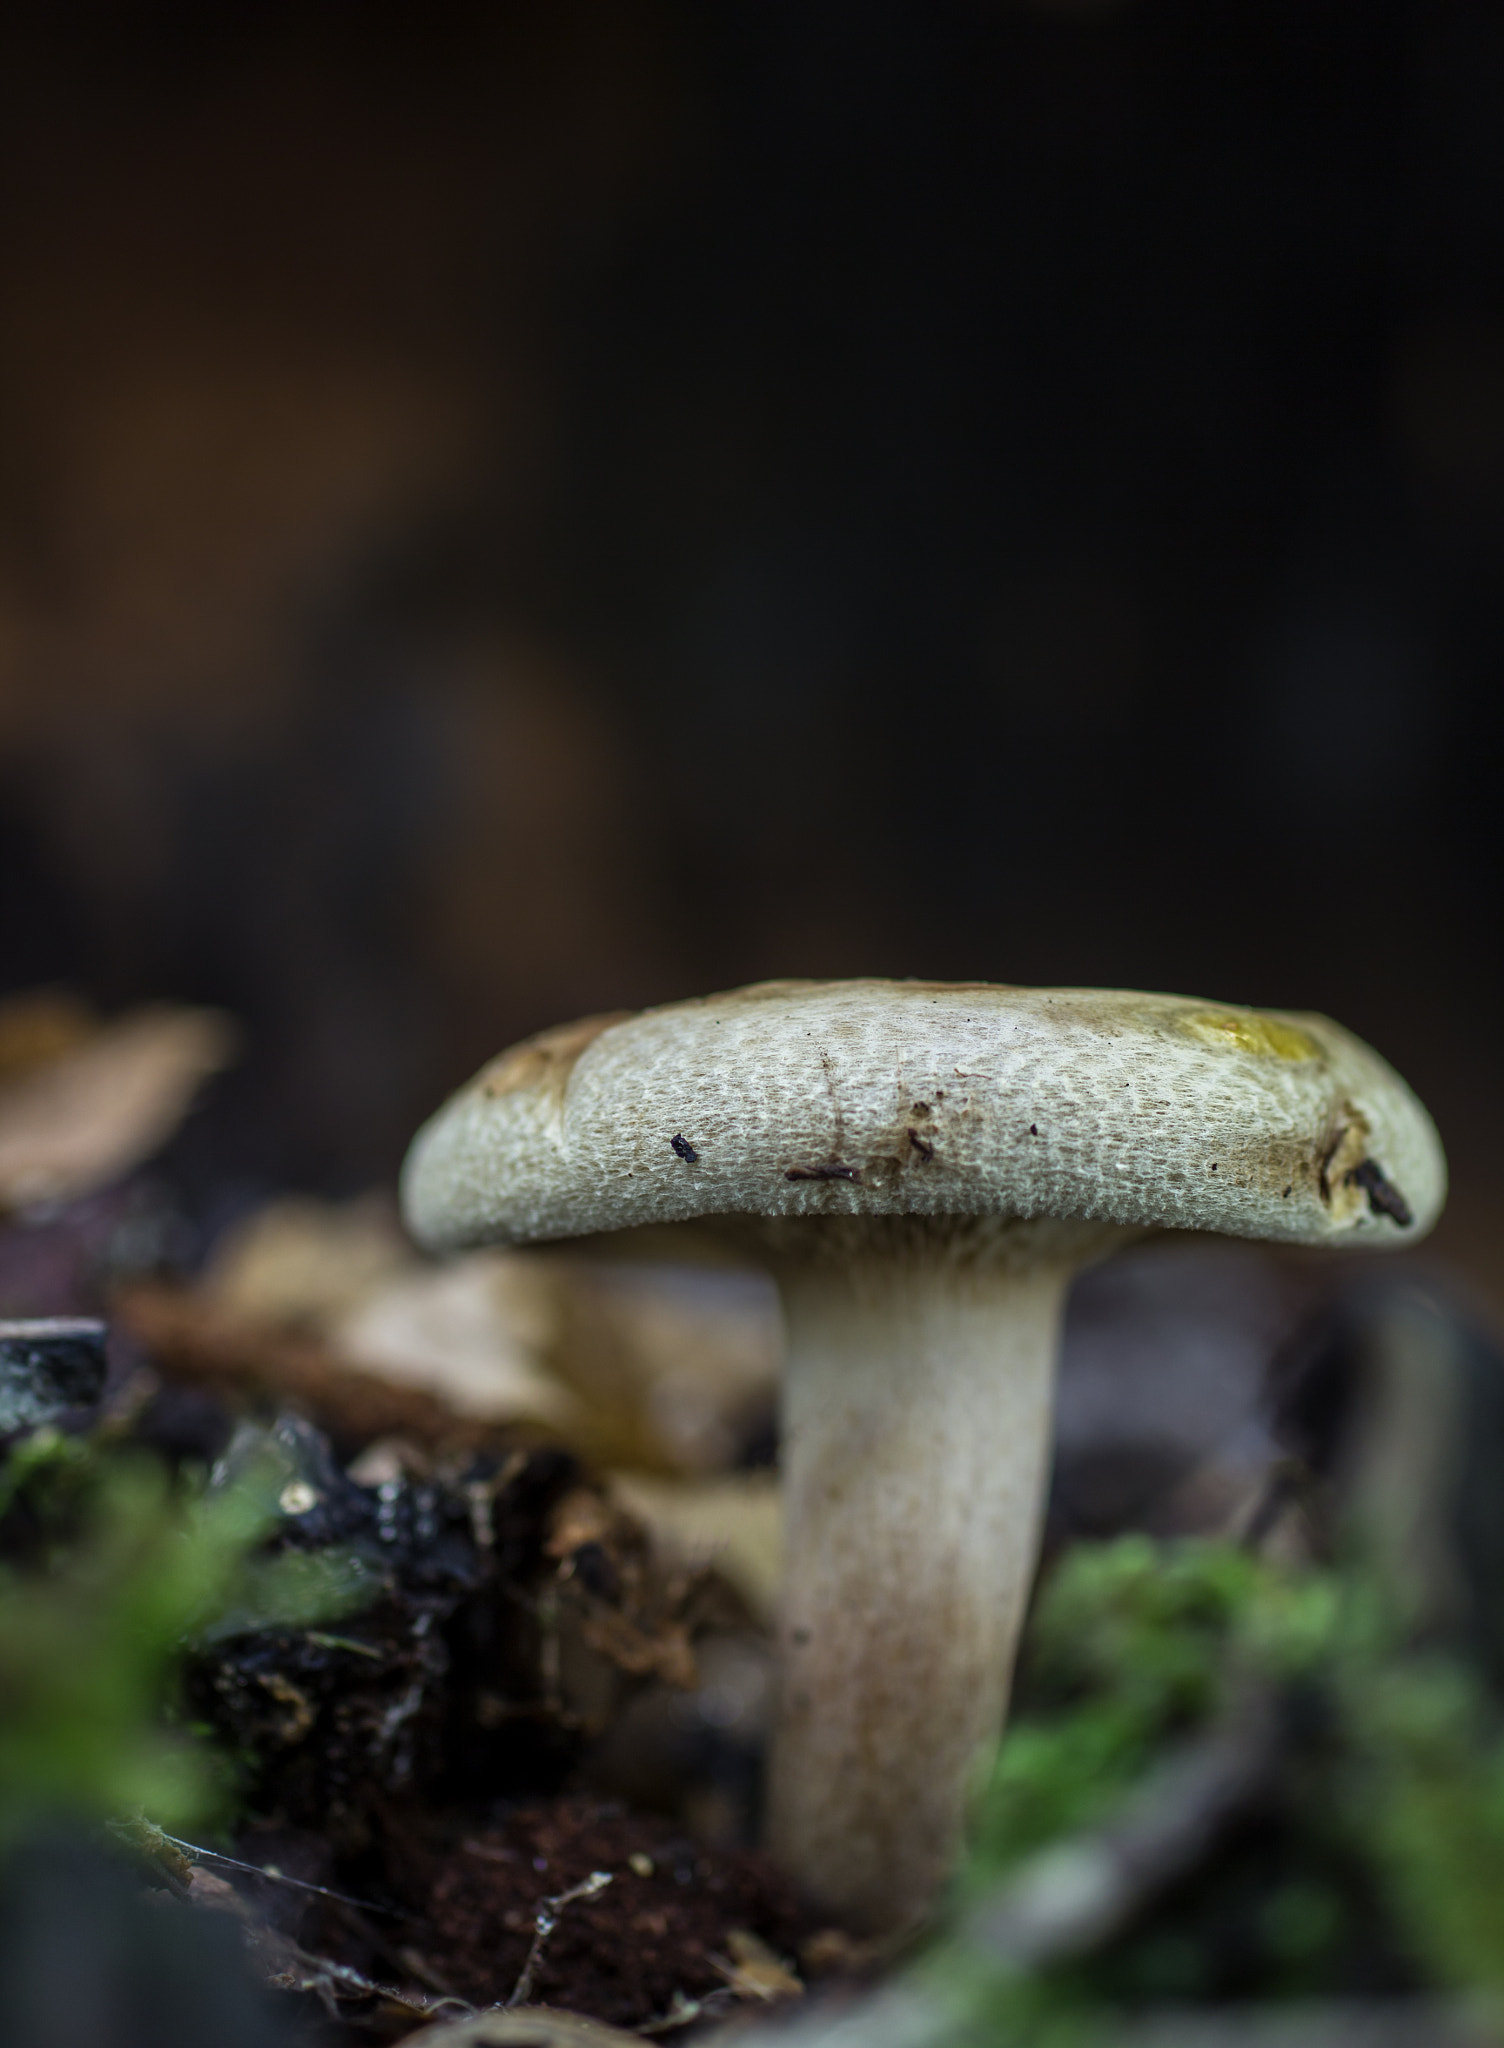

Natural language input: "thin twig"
[154,1829,411,1920]
[507,1870,614,2007]
[249,1926,472,2022]
[637,1987,743,2035]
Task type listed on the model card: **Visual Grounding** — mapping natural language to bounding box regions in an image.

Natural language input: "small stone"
[0,1318,108,1433]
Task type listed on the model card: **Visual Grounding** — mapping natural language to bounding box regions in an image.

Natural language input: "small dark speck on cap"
[669,1134,698,1164]
[1283,1185,1292,1198]
[1029,1124,1038,1137]
[1210,1163,1218,1171]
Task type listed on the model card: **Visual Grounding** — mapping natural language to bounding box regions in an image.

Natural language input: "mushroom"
[400,980,1445,1932]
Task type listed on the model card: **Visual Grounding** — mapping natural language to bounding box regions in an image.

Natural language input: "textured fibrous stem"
[765,1226,1092,1935]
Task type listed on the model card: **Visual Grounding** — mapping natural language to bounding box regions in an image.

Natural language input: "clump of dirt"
[382,1797,808,2027]
[182,1406,744,1857]
[183,1416,576,1845]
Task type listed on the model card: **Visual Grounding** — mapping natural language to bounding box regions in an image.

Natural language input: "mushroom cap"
[401,981,1446,1254]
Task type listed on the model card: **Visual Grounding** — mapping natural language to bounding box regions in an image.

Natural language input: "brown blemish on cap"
[478,1011,631,1104]
[1318,1105,1373,1222]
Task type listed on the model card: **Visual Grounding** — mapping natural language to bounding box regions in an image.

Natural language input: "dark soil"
[376,1797,808,2028]
[0,1201,816,2037]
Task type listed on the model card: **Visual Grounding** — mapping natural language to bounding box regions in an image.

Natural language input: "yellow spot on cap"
[1180,1011,1320,1062]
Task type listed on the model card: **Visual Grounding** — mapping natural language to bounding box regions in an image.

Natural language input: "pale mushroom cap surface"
[402,980,1445,1253]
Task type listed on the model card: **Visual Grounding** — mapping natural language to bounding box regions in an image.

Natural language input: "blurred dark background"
[0,0,1499,1295]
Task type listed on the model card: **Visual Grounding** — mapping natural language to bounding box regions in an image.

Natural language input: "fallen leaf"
[610,1472,782,1623]
[200,1192,412,1328]
[331,1254,576,1429]
[577,1604,698,1691]
[712,1927,803,2002]
[113,1280,554,1458]
[197,1196,776,1477]
[198,1193,580,1433]
[546,1487,618,1559]
[0,1004,236,1211]
[549,1259,781,1475]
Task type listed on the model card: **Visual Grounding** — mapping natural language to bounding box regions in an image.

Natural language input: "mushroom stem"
[766,1220,1120,1934]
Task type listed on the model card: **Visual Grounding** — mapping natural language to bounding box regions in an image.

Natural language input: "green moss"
[919,1533,1504,2041]
[0,1432,366,1845]
[1343,1654,1504,1993]
[967,1537,1339,1893]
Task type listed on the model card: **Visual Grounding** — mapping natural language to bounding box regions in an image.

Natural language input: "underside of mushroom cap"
[401,980,1446,1254]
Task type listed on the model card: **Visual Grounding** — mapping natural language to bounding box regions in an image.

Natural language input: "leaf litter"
[9,986,1504,2045]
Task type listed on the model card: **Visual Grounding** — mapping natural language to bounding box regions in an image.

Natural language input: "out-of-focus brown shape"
[332,1256,580,1432]
[197,1194,781,1475]
[609,1472,781,1624]
[417,652,676,1073]
[548,1259,781,1476]
[203,1196,583,1433]
[711,1927,803,2003]
[0,989,99,1083]
[546,1484,700,1696]
[201,1192,414,1331]
[0,1002,235,1212]
[114,1279,551,1460]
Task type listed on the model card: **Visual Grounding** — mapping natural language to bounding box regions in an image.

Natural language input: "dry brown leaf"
[332,1253,576,1429]
[199,1194,580,1434]
[548,1258,781,1475]
[200,1192,413,1328]
[609,1472,782,1624]
[113,1280,555,1458]
[0,1003,236,1210]
[577,1604,698,1691]
[200,1197,775,1477]
[542,1482,705,1699]
[712,1928,803,2002]
[546,1486,619,1558]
